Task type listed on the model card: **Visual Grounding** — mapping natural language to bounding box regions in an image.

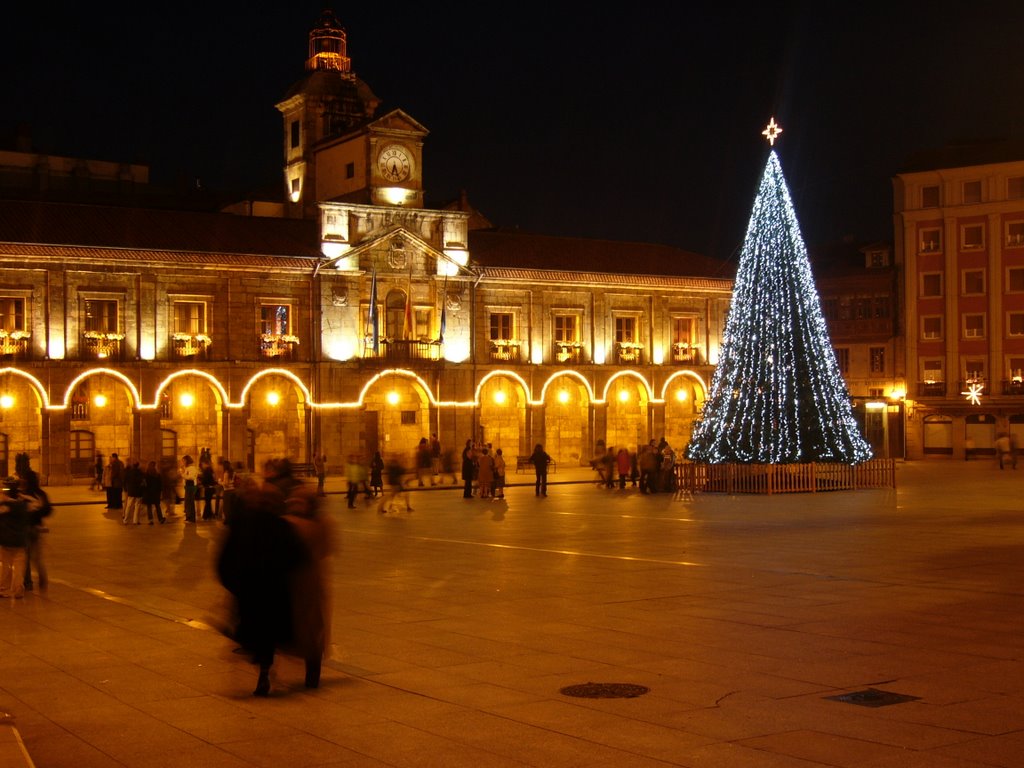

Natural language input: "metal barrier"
[675,459,896,495]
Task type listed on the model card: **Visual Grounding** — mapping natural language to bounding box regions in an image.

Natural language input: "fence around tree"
[676,459,896,494]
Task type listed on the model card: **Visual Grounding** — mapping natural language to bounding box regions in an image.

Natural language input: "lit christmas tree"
[686,120,872,464]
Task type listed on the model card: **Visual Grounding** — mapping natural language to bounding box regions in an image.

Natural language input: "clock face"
[378,145,411,183]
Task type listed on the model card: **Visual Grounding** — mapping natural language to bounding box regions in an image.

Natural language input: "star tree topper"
[762,117,783,146]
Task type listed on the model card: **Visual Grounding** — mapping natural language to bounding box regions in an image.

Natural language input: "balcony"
[672,343,701,364]
[917,381,946,397]
[0,330,30,360]
[82,332,124,361]
[1002,379,1024,396]
[553,341,583,364]
[260,333,299,360]
[489,340,522,363]
[615,342,644,365]
[172,333,212,360]
[363,339,442,362]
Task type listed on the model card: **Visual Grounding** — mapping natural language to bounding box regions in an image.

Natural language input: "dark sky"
[6,2,1024,261]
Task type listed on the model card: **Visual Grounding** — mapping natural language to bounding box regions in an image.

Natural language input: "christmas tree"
[686,121,872,464]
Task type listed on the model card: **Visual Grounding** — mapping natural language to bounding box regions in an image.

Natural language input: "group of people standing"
[593,438,678,494]
[460,439,509,499]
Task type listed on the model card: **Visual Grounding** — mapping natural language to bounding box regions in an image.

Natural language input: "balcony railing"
[672,344,701,364]
[553,342,583,364]
[82,332,124,361]
[917,381,946,397]
[260,334,299,360]
[363,339,442,362]
[1002,379,1024,396]
[0,331,30,360]
[172,334,212,360]
[615,343,644,365]
[489,341,522,363]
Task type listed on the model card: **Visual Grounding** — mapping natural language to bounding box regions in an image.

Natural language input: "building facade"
[894,142,1024,459]
[0,12,733,482]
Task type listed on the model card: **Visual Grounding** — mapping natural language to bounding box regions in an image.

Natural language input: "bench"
[291,463,317,477]
[515,457,556,474]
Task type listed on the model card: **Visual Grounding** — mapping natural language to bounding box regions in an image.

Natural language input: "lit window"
[173,301,206,335]
[554,315,578,343]
[490,312,513,341]
[922,360,943,383]
[260,303,292,336]
[1007,221,1024,247]
[1009,313,1024,337]
[614,316,637,344]
[0,297,26,333]
[870,347,885,374]
[922,316,943,340]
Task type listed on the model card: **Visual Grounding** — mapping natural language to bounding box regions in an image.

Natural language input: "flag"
[403,288,413,340]
[367,268,379,354]
[438,278,447,343]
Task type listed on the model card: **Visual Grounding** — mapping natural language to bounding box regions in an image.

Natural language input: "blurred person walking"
[142,461,165,524]
[0,476,30,599]
[379,454,413,513]
[20,470,52,592]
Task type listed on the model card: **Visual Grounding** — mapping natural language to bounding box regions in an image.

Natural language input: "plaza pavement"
[0,459,1022,768]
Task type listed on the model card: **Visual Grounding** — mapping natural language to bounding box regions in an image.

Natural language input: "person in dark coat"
[461,439,476,499]
[0,476,30,599]
[530,443,552,497]
[216,460,310,697]
[142,461,165,524]
[20,469,52,591]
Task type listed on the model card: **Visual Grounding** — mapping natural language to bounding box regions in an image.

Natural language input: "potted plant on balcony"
[616,341,644,362]
[0,329,30,354]
[172,332,212,356]
[261,333,300,356]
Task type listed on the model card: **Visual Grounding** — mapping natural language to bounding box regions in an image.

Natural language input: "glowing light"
[961,382,983,406]
[889,387,906,401]
[618,389,630,403]
[493,390,507,405]
[442,338,471,363]
[557,390,570,404]
[675,389,687,403]
[686,149,871,465]
[762,117,783,146]
[94,394,108,408]
[386,391,400,406]
[0,394,13,409]
[381,187,408,205]
[652,346,665,365]
[321,240,348,259]
[326,337,356,361]
[531,345,543,365]
[593,347,606,365]
[266,391,281,406]
[179,392,195,408]
[140,339,155,360]
[48,339,65,359]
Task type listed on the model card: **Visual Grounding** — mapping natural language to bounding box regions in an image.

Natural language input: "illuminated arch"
[357,368,475,408]
[0,368,50,409]
[538,370,595,404]
[660,370,709,402]
[475,369,533,404]
[600,371,654,403]
[152,369,229,409]
[237,368,312,407]
[60,368,142,410]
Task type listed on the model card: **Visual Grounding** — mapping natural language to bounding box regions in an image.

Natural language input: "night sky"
[6,2,1024,262]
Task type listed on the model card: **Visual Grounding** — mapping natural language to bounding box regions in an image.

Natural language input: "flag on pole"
[438,278,447,343]
[367,268,379,354]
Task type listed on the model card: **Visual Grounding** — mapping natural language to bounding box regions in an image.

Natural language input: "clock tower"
[276,11,426,217]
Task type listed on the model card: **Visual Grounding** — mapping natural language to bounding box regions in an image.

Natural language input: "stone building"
[0,11,733,482]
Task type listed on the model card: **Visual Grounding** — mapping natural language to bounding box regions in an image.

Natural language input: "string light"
[686,149,872,465]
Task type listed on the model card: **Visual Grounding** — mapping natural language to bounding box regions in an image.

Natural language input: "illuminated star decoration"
[961,382,984,406]
[762,117,783,146]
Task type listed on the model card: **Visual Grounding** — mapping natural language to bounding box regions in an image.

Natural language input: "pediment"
[369,109,429,138]
[322,226,454,274]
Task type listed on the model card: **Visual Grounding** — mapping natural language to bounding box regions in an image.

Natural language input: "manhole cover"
[825,688,920,708]
[560,682,649,699]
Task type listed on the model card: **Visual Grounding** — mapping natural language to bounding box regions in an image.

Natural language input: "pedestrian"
[282,476,334,689]
[122,460,144,525]
[995,432,1014,469]
[220,460,237,522]
[314,453,327,497]
[461,439,476,499]
[160,458,180,519]
[104,452,124,510]
[0,475,30,599]
[199,460,217,520]
[216,459,310,697]
[20,469,52,592]
[369,451,384,497]
[142,460,165,524]
[345,454,366,508]
[529,443,552,497]
[413,437,432,487]
[379,454,413,513]
[182,455,199,522]
[91,452,104,491]
[429,433,442,484]
[442,447,458,485]
[493,448,506,499]
[616,447,632,489]
[476,446,495,498]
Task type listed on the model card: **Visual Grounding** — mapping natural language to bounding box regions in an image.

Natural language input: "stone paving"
[1,460,1022,767]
